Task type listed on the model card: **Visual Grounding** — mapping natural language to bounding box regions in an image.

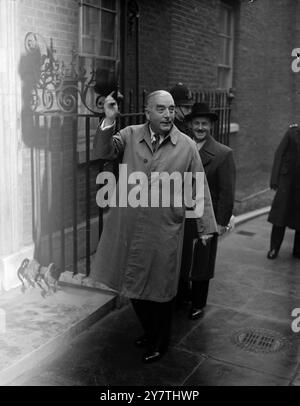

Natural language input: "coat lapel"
[199,135,215,168]
[137,123,152,151]
[137,123,179,152]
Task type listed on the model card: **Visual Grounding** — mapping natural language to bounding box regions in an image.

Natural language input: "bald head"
[145,90,175,135]
[146,90,174,110]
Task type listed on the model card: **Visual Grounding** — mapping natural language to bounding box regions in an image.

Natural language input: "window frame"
[79,0,120,61]
[217,2,235,90]
[77,0,121,163]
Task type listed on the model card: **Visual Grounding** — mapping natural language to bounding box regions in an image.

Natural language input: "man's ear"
[145,110,150,121]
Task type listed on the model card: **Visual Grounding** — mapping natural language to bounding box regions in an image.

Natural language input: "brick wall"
[19,0,80,253]
[133,0,300,207]
[169,0,219,91]
[231,0,296,202]
[138,0,172,92]
[19,0,78,64]
[17,0,300,262]
[135,0,219,93]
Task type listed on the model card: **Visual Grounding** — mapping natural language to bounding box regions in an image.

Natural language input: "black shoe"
[267,249,278,259]
[142,348,166,364]
[134,335,148,348]
[189,307,204,320]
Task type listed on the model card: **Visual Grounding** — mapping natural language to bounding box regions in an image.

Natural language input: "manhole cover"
[236,230,256,236]
[231,328,289,353]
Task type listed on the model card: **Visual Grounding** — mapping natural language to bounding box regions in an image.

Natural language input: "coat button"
[144,159,148,163]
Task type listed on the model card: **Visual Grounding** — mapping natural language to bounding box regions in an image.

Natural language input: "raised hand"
[103,91,119,126]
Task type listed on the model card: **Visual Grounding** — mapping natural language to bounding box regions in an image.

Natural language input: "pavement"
[0,284,116,386]
[4,213,300,386]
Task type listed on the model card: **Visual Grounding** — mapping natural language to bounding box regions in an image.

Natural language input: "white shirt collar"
[196,140,206,151]
[149,125,164,144]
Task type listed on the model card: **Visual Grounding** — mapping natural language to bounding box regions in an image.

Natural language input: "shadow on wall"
[18,33,102,273]
[19,44,64,267]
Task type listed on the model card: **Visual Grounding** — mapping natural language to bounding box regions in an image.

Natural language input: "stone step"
[0,284,116,385]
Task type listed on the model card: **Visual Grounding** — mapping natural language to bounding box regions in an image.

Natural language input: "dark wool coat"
[174,118,193,138]
[184,135,236,281]
[268,127,300,230]
[91,123,217,302]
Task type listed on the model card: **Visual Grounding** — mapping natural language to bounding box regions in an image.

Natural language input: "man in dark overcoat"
[92,91,217,363]
[267,124,300,259]
[178,103,236,319]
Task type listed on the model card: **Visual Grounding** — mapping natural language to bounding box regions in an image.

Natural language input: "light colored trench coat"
[91,123,217,302]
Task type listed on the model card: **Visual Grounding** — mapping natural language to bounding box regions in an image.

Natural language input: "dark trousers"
[130,298,174,351]
[177,219,197,304]
[177,278,210,308]
[192,280,210,308]
[177,219,212,309]
[270,225,300,257]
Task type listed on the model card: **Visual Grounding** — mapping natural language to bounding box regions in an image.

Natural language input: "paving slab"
[0,284,115,385]
[10,305,205,386]
[177,307,300,381]
[7,213,300,386]
[184,357,290,386]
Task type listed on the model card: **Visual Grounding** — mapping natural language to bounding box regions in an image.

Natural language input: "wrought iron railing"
[193,90,234,146]
[23,31,112,115]
[21,32,234,278]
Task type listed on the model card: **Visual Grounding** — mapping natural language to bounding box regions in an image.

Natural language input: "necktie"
[152,133,160,152]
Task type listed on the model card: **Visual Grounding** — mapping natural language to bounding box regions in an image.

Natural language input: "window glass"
[102,0,116,10]
[102,10,115,41]
[78,0,120,157]
[226,11,233,36]
[217,3,234,89]
[225,39,232,65]
[80,0,118,58]
[100,41,114,57]
[217,67,229,89]
[219,37,227,65]
[83,38,96,55]
[219,10,226,34]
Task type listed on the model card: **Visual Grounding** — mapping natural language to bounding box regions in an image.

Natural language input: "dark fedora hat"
[185,102,218,122]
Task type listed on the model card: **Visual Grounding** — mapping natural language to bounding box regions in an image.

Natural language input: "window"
[80,0,119,59]
[217,2,235,90]
[78,0,120,162]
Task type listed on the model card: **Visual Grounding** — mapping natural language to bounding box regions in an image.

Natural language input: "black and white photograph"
[0,0,300,390]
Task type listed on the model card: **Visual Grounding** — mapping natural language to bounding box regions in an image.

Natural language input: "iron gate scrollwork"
[22,31,233,279]
[24,31,108,115]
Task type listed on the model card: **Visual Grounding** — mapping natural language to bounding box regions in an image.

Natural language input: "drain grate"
[236,230,256,236]
[231,328,289,353]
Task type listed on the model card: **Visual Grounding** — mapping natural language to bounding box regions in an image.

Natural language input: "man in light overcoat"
[91,91,217,363]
